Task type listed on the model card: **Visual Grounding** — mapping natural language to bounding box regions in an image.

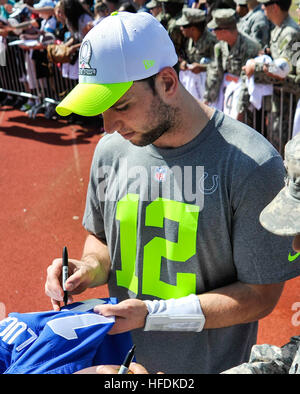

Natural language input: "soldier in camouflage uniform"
[236,0,272,48]
[234,0,248,18]
[223,134,300,374]
[146,0,162,17]
[206,0,236,22]
[203,8,260,117]
[176,8,217,72]
[157,0,186,58]
[244,0,300,154]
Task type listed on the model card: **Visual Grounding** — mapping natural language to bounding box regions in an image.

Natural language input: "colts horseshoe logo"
[199,172,219,195]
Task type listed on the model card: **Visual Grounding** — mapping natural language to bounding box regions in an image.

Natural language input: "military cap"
[257,0,278,3]
[207,8,237,30]
[159,0,185,3]
[260,134,300,236]
[233,0,248,5]
[176,8,206,26]
[146,0,161,8]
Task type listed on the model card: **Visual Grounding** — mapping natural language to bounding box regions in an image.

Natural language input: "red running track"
[0,107,299,348]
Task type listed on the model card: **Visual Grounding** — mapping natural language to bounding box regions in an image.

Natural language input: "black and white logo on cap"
[79,40,97,76]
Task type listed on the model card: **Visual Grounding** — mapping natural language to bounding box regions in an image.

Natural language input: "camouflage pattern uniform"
[155,11,168,29]
[146,0,162,12]
[204,8,260,113]
[176,8,217,66]
[222,337,300,374]
[183,28,217,65]
[222,134,300,374]
[253,0,300,153]
[233,0,247,4]
[158,0,186,58]
[237,3,271,48]
[260,133,300,236]
[206,0,236,23]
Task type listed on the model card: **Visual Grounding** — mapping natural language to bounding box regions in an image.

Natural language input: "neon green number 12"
[116,194,199,299]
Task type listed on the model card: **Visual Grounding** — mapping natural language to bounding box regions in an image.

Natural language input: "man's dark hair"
[163,2,184,17]
[190,21,206,34]
[118,1,137,12]
[276,0,292,12]
[61,0,89,32]
[94,1,108,13]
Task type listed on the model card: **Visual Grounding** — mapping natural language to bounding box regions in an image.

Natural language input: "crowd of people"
[0,0,299,148]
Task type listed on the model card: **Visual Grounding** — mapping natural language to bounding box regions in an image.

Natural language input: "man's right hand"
[45,257,100,311]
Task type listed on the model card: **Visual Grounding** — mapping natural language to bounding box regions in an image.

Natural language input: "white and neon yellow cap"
[56,11,178,117]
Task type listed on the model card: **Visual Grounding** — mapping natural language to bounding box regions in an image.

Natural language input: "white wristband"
[143,294,205,332]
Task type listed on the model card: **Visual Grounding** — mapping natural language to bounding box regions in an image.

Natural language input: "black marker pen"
[62,246,68,307]
[118,344,136,374]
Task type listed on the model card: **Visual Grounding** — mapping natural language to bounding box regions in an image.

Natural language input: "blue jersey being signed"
[0,298,133,374]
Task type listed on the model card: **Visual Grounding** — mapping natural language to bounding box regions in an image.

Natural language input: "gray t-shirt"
[83,110,300,374]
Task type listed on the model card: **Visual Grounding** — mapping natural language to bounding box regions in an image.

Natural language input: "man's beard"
[130,94,178,147]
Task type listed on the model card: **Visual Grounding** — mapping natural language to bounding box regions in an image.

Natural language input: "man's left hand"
[94,299,148,334]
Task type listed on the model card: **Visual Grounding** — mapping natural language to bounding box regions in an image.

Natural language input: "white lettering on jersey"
[0,317,37,352]
[47,314,115,340]
[0,317,18,338]
[16,328,37,352]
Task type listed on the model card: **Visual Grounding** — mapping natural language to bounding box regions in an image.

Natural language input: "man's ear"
[156,67,179,99]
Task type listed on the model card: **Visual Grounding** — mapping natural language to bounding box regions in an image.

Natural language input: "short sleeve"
[82,144,106,240]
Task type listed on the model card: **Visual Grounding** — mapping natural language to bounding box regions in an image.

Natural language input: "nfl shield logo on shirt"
[154,167,167,182]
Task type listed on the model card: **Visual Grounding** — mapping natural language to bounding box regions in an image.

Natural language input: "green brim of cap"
[56,81,133,117]
[259,187,300,236]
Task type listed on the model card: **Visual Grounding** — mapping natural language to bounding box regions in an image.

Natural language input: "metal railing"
[0,40,77,119]
[246,87,297,155]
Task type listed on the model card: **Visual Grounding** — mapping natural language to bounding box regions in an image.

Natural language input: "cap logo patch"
[79,40,97,76]
[143,59,155,70]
